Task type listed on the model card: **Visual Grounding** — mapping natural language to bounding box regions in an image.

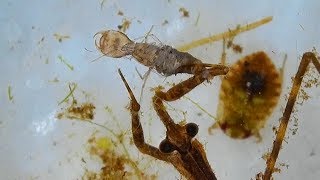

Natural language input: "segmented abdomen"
[217,51,282,138]
[132,43,202,76]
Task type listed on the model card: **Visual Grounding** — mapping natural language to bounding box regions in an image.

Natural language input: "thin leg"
[118,69,169,162]
[263,52,320,180]
[156,65,229,101]
[136,67,152,103]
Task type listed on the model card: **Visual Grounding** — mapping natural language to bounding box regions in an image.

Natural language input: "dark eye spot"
[243,71,265,95]
[159,139,175,153]
[185,123,199,137]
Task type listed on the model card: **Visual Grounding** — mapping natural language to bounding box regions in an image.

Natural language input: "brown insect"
[209,51,283,140]
[94,30,217,77]
[118,66,229,180]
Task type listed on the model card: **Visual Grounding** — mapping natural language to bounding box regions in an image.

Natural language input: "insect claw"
[118,69,140,111]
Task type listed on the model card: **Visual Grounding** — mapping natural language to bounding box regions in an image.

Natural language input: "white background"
[0,0,319,179]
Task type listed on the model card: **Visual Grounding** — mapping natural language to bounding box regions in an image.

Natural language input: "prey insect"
[209,51,284,139]
[118,69,221,180]
[94,17,272,78]
[94,30,219,77]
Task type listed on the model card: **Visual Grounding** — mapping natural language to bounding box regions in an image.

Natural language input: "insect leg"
[263,52,320,180]
[118,69,169,162]
[156,65,229,101]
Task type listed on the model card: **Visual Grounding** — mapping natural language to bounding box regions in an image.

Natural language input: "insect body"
[118,69,217,180]
[95,30,208,76]
[214,52,282,139]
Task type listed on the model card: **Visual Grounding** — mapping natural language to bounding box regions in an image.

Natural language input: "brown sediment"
[57,101,95,121]
[83,135,158,180]
[179,7,189,17]
[117,10,124,16]
[226,40,243,54]
[53,33,70,42]
[117,18,131,33]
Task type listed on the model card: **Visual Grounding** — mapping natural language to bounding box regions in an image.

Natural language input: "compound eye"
[185,123,199,138]
[159,139,175,153]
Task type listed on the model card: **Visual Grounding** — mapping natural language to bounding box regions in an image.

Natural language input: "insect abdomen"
[217,51,282,139]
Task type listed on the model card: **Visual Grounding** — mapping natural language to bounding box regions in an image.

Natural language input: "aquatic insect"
[94,30,216,76]
[209,51,283,139]
[118,67,228,180]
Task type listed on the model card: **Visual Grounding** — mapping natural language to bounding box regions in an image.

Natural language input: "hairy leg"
[263,52,320,180]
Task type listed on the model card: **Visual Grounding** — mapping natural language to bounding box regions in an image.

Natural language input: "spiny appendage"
[155,65,229,102]
[94,30,133,58]
[217,51,282,138]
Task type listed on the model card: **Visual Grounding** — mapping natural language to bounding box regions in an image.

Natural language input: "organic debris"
[117,18,131,33]
[58,55,74,71]
[179,7,189,18]
[57,100,95,121]
[53,33,70,42]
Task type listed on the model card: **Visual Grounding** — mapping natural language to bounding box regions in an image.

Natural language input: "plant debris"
[179,7,189,18]
[45,58,49,64]
[117,18,131,33]
[57,101,96,120]
[58,55,74,71]
[100,0,107,10]
[194,13,200,26]
[162,19,169,26]
[81,108,158,180]
[83,134,157,180]
[177,16,273,51]
[58,83,77,105]
[56,83,95,120]
[117,10,124,16]
[53,33,70,42]
[83,136,132,179]
[7,85,13,101]
[48,77,59,83]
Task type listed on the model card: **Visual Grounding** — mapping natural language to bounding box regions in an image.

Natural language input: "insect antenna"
[90,54,106,63]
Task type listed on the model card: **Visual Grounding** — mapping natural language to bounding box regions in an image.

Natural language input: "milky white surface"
[1,0,320,179]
